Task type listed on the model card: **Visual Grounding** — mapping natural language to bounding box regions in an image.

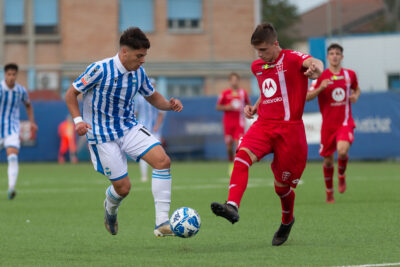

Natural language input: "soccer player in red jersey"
[211,23,323,246]
[307,43,361,203]
[216,73,251,173]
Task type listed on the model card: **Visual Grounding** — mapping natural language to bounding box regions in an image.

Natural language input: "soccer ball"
[169,207,201,238]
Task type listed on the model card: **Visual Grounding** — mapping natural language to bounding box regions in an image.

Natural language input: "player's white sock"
[105,185,123,215]
[7,154,18,191]
[139,160,148,181]
[152,169,171,226]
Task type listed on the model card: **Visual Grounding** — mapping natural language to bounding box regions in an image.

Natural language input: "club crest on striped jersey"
[332,87,345,102]
[262,78,277,98]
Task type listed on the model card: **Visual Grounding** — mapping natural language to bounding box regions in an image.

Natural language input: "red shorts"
[224,123,245,143]
[320,125,355,157]
[238,120,308,188]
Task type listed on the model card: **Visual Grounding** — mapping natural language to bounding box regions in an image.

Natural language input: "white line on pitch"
[331,262,400,267]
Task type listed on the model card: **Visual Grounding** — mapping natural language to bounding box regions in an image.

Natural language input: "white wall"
[328,33,400,91]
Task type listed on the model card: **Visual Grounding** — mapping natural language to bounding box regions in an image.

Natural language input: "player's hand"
[244,105,257,119]
[30,122,38,134]
[169,98,183,112]
[304,63,321,79]
[75,122,91,136]
[349,94,359,103]
[320,79,329,89]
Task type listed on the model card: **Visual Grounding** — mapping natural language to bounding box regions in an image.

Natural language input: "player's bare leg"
[337,141,351,193]
[6,147,19,200]
[104,176,131,235]
[141,145,174,237]
[211,148,257,224]
[272,180,295,246]
[323,155,335,203]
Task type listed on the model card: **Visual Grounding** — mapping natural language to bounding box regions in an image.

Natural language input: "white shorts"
[88,124,161,181]
[0,133,20,150]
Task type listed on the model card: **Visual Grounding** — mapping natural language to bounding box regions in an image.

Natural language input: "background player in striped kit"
[0,63,38,199]
[307,43,361,203]
[65,27,182,237]
[135,78,165,182]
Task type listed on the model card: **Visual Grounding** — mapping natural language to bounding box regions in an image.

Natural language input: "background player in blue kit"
[0,63,38,199]
[65,27,183,237]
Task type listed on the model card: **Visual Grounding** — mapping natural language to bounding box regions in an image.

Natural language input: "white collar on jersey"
[113,54,129,74]
[1,80,16,90]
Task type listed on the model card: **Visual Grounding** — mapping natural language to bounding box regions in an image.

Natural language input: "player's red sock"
[338,156,348,176]
[323,164,334,191]
[227,150,252,208]
[275,185,295,225]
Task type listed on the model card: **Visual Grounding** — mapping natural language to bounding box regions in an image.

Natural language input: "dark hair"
[4,63,18,72]
[120,27,150,50]
[229,72,240,80]
[327,43,343,53]
[251,22,278,46]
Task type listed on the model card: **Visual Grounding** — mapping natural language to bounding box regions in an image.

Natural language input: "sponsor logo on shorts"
[282,171,292,181]
[105,167,112,176]
[332,88,345,102]
[262,78,278,98]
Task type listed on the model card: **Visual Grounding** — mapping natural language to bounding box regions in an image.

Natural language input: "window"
[119,0,154,32]
[167,77,204,97]
[167,0,202,31]
[4,0,25,34]
[34,0,58,34]
[388,73,400,91]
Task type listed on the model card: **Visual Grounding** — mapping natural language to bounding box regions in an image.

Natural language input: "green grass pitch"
[0,161,399,266]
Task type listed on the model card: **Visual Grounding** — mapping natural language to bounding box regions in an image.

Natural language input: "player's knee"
[323,157,334,167]
[337,149,348,159]
[7,154,18,163]
[114,180,131,197]
[154,154,171,170]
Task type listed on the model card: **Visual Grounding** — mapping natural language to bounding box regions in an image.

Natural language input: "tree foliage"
[261,0,300,49]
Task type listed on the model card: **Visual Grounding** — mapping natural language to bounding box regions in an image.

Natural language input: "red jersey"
[251,49,311,122]
[310,68,358,130]
[217,88,250,127]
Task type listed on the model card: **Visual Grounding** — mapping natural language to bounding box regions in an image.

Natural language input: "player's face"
[253,41,280,63]
[229,75,239,89]
[121,46,148,71]
[327,48,343,67]
[5,69,17,87]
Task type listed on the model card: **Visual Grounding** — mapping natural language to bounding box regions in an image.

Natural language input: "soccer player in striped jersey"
[0,63,38,199]
[65,27,183,237]
[211,23,323,246]
[307,43,361,203]
[134,78,165,182]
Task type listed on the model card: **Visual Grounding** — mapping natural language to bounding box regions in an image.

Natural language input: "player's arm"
[216,103,234,111]
[145,91,183,112]
[244,96,261,119]
[153,111,165,132]
[24,101,38,133]
[349,85,361,103]
[65,86,92,136]
[306,79,329,101]
[302,57,324,80]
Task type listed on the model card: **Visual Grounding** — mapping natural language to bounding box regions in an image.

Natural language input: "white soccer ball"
[169,207,201,238]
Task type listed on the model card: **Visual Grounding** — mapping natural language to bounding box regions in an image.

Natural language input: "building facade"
[0,0,262,98]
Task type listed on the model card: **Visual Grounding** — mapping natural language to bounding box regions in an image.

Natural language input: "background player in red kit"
[307,43,361,203]
[216,73,251,174]
[211,23,323,246]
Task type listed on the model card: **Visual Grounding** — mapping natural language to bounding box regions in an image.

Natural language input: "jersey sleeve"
[72,63,103,93]
[138,67,154,97]
[216,91,226,105]
[308,80,318,92]
[290,50,312,70]
[351,70,359,89]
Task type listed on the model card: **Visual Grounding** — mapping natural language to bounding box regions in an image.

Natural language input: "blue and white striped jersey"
[0,80,29,138]
[73,54,154,144]
[134,94,162,133]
